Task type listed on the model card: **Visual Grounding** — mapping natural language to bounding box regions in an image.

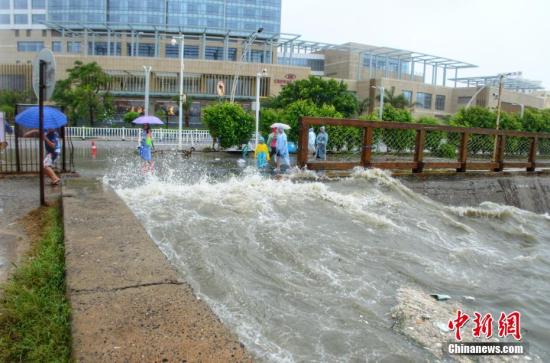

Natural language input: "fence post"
[14,123,21,173]
[361,127,373,168]
[493,135,505,172]
[61,126,67,172]
[297,117,309,168]
[457,132,469,172]
[413,129,426,173]
[527,136,537,172]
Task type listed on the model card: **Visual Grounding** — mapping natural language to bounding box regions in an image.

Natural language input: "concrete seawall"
[399,171,550,214]
[62,178,251,362]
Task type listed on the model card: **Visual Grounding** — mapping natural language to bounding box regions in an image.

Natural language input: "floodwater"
[76,142,550,362]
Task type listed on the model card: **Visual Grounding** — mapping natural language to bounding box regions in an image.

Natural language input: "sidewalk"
[62,178,251,362]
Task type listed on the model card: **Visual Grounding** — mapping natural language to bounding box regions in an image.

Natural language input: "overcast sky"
[281,0,550,89]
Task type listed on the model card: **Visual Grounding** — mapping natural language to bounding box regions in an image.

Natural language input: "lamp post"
[255,69,268,148]
[371,85,385,120]
[230,27,264,103]
[171,35,185,150]
[143,65,152,115]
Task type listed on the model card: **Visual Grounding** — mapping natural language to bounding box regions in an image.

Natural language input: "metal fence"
[65,127,213,146]
[298,117,550,173]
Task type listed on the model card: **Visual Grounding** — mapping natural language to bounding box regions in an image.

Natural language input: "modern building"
[0,0,548,125]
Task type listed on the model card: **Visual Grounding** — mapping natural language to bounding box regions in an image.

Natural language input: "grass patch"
[0,204,71,362]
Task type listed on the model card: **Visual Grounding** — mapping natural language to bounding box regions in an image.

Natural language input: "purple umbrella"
[132,115,164,125]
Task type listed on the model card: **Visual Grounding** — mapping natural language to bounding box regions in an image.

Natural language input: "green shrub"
[434,143,457,159]
[123,111,140,123]
[382,105,415,153]
[203,102,254,149]
[417,116,444,153]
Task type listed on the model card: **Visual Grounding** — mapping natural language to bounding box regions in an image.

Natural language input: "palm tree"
[384,87,419,110]
[172,95,193,128]
[358,97,371,115]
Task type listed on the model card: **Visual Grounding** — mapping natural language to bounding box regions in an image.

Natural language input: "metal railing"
[65,127,213,146]
[298,117,550,173]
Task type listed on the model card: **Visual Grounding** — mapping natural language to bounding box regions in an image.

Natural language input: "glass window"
[435,95,446,111]
[205,46,223,60]
[32,0,45,8]
[416,92,432,109]
[17,41,43,52]
[457,96,471,105]
[0,14,9,24]
[14,0,27,9]
[403,90,413,104]
[0,0,9,9]
[32,14,45,24]
[67,41,81,54]
[14,14,28,24]
[51,41,62,52]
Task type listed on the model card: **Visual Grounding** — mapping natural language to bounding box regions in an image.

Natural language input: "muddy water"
[90,150,550,362]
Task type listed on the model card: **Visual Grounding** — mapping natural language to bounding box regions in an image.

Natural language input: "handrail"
[298,116,550,173]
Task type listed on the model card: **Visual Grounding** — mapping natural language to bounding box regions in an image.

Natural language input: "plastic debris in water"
[463,296,476,302]
[430,294,451,301]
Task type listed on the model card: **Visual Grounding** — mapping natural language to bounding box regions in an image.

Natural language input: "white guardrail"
[65,127,213,146]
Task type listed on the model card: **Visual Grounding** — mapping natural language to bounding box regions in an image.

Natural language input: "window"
[17,41,44,52]
[435,95,446,111]
[51,41,62,52]
[402,90,413,104]
[32,0,45,8]
[0,0,9,9]
[14,0,27,9]
[416,92,432,109]
[32,14,46,24]
[14,14,28,24]
[67,41,81,54]
[0,14,9,24]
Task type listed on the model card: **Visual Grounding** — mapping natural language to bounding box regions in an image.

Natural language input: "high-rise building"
[1,0,281,34]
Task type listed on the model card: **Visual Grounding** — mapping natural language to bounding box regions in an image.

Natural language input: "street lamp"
[371,85,385,120]
[255,68,268,148]
[171,35,185,150]
[143,65,152,116]
[230,27,264,103]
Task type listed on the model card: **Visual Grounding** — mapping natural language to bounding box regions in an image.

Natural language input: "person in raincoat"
[139,123,154,173]
[266,127,278,162]
[275,127,290,172]
[308,128,316,156]
[315,126,328,160]
[254,136,270,169]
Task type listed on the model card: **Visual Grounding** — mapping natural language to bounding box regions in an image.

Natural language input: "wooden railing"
[298,116,550,173]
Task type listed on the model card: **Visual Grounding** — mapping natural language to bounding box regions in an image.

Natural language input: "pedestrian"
[139,123,154,173]
[23,128,61,185]
[275,126,290,172]
[254,135,270,169]
[315,126,328,160]
[266,127,278,162]
[308,127,316,156]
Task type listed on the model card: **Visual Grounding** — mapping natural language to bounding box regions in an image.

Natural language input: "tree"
[383,87,418,109]
[0,90,34,122]
[270,76,358,117]
[123,111,140,123]
[382,104,415,153]
[203,102,254,149]
[52,61,113,126]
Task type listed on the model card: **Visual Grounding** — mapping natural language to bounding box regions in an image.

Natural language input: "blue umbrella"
[15,106,68,129]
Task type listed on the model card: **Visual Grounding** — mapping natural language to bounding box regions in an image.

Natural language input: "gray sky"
[281,0,550,89]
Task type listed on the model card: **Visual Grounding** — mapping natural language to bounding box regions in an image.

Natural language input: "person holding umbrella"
[275,126,290,173]
[16,106,67,186]
[132,115,163,173]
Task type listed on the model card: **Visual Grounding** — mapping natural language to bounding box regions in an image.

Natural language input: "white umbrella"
[271,122,291,130]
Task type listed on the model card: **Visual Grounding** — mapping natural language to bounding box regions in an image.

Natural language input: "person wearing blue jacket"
[275,127,290,172]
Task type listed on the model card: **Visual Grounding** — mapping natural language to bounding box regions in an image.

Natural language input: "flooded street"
[75,142,550,362]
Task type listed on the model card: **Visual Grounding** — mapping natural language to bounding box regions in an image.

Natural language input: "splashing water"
[102,154,550,362]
